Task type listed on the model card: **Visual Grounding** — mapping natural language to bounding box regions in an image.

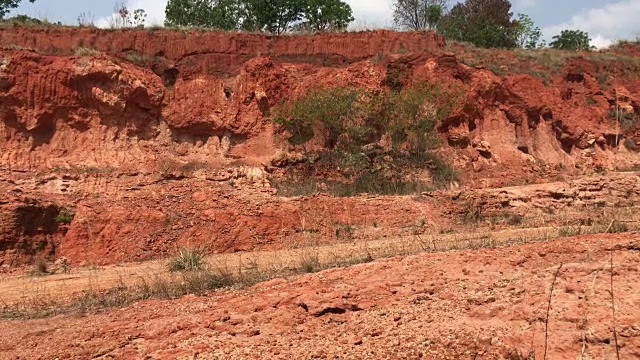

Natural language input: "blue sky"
[10,0,640,48]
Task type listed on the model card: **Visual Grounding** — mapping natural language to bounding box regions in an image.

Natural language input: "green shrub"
[273,87,364,147]
[608,108,639,132]
[273,80,463,153]
[55,208,75,225]
[272,81,462,192]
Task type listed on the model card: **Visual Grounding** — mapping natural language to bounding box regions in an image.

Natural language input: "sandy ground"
[0,225,585,307]
[1,233,639,359]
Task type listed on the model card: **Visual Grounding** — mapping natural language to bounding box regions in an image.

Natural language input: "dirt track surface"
[2,234,639,359]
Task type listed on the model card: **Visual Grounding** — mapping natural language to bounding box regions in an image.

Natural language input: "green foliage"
[513,13,543,49]
[440,0,518,49]
[273,81,461,152]
[297,0,354,32]
[273,87,362,147]
[549,29,596,51]
[241,0,304,33]
[3,13,40,24]
[55,208,75,225]
[165,0,241,30]
[0,0,35,19]
[272,81,462,194]
[164,0,354,33]
[274,82,460,153]
[392,0,447,31]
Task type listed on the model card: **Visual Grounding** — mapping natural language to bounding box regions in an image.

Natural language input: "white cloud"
[541,0,640,49]
[590,34,614,49]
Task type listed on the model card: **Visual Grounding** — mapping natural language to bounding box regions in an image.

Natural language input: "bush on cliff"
[271,80,462,194]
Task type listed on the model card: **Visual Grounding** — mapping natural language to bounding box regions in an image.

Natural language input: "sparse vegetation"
[106,2,147,29]
[272,81,462,194]
[31,259,49,276]
[73,47,100,56]
[168,247,206,272]
[76,11,95,27]
[506,214,524,226]
[558,225,581,237]
[125,52,154,65]
[55,207,75,225]
[1,204,637,321]
[608,107,639,132]
[299,249,321,273]
[608,219,629,234]
[624,138,637,151]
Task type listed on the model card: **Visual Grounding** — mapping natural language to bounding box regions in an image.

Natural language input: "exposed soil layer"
[1,27,640,263]
[1,167,639,267]
[1,234,638,359]
[0,28,639,180]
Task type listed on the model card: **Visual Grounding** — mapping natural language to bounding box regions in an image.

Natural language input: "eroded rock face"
[448,172,640,218]
[1,29,640,265]
[1,29,640,180]
[0,195,67,266]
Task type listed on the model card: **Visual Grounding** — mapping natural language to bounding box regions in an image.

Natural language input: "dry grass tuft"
[168,248,206,272]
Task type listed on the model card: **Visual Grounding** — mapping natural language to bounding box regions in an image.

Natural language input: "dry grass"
[73,47,101,57]
[167,248,206,272]
[1,209,636,320]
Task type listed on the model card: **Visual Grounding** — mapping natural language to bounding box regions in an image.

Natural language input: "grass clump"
[300,250,321,273]
[608,220,629,234]
[558,225,582,237]
[73,47,101,56]
[55,207,75,225]
[168,247,206,272]
[126,52,155,65]
[31,259,50,277]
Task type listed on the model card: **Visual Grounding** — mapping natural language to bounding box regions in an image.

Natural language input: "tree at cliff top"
[549,29,596,51]
[513,13,544,49]
[392,0,448,31]
[240,0,304,34]
[0,0,35,19]
[164,0,354,34]
[295,0,354,32]
[439,0,519,48]
[165,0,241,30]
